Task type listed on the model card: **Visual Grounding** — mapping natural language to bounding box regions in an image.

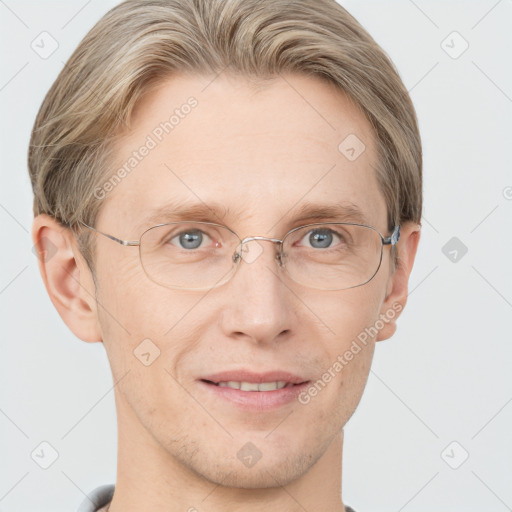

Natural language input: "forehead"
[100,72,387,235]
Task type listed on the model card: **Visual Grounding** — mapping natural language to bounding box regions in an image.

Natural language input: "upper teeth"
[217,381,289,391]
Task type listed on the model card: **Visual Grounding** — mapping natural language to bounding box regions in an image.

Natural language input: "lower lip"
[198,380,310,411]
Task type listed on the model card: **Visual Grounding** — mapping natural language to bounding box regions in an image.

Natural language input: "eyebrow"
[137,199,370,233]
[290,201,370,225]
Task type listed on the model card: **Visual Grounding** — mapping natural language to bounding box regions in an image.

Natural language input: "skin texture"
[33,72,421,512]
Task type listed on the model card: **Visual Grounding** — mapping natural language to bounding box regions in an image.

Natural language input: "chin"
[180,442,320,490]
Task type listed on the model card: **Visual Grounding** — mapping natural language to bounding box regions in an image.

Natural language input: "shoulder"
[76,484,115,512]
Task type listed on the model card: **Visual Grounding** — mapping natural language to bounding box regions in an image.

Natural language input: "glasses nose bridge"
[235,235,285,266]
[240,235,283,246]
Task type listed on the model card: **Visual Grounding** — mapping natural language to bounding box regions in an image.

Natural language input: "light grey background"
[1,1,511,511]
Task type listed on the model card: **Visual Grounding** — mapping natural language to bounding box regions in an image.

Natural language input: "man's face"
[92,72,393,487]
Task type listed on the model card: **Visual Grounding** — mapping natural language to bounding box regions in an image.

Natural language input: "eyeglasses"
[79,220,400,291]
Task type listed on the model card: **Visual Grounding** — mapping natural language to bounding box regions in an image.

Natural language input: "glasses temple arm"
[79,221,140,246]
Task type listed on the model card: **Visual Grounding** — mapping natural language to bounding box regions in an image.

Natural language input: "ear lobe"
[32,214,102,343]
[376,222,421,342]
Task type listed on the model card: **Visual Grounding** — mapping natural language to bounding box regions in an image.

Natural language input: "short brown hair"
[28,0,422,271]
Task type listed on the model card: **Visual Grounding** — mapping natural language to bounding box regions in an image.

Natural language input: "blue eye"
[170,230,210,250]
[302,228,343,249]
[309,230,333,248]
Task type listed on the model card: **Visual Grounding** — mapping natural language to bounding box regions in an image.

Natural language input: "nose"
[219,238,296,344]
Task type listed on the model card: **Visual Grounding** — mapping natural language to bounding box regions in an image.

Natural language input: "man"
[29,0,422,510]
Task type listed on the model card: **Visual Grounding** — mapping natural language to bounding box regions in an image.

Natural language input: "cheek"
[95,253,208,379]
[306,284,383,345]
[96,248,152,318]
[330,288,382,377]
[298,286,382,415]
[94,250,163,366]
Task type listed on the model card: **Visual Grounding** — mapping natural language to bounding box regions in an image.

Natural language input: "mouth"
[197,371,311,411]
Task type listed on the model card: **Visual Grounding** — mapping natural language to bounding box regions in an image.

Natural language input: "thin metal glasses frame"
[79,220,401,290]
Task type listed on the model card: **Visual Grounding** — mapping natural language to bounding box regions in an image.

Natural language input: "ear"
[376,221,421,342]
[32,214,102,343]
